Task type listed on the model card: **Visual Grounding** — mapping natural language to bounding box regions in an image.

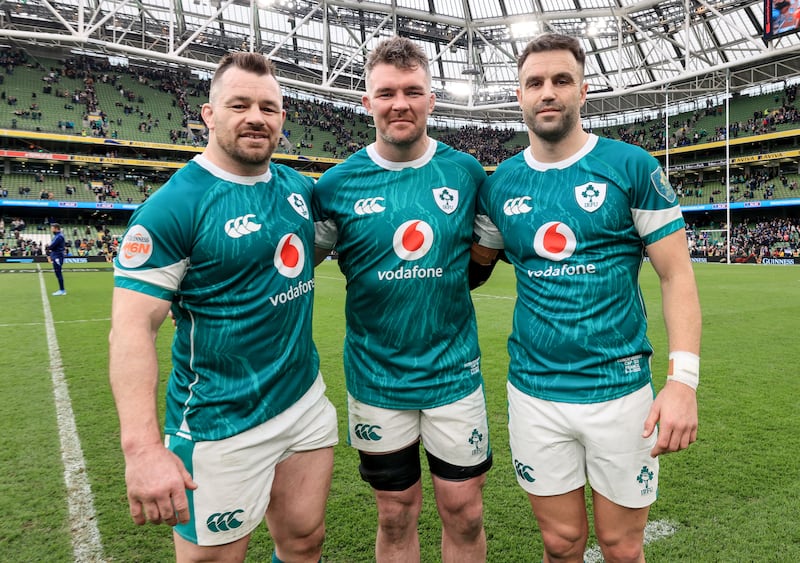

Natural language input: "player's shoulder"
[488,149,527,179]
[435,141,483,168]
[434,141,488,185]
[591,135,655,164]
[269,161,314,192]
[316,149,369,188]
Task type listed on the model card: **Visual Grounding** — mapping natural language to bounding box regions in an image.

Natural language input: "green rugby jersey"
[313,140,487,410]
[478,134,685,404]
[114,155,320,441]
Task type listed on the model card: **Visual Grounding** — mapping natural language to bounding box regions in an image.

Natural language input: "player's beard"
[523,103,580,144]
[378,120,426,149]
[220,129,278,167]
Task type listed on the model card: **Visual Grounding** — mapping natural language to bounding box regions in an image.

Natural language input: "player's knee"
[540,526,587,560]
[597,535,644,563]
[358,443,421,492]
[274,523,325,562]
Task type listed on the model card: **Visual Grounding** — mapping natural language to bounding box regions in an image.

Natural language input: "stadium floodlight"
[510,21,540,39]
[445,82,472,98]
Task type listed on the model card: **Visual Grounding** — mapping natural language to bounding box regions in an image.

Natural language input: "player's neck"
[528,128,589,163]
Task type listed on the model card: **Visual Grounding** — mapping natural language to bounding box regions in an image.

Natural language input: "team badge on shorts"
[432,187,458,214]
[636,465,656,496]
[574,182,606,212]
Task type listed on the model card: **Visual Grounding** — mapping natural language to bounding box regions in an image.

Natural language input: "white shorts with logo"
[347,385,491,468]
[168,374,338,546]
[508,381,658,509]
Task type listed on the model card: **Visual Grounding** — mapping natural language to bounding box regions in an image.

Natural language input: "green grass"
[1,261,798,562]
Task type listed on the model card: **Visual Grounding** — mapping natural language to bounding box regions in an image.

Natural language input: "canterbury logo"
[225,214,262,238]
[206,510,244,532]
[353,423,382,441]
[514,459,535,482]
[354,197,386,215]
[503,196,533,216]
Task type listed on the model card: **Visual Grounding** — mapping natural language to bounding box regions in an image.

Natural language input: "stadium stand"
[1,48,798,265]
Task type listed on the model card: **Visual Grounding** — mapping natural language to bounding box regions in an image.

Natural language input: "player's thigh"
[173,529,250,563]
[267,447,334,539]
[528,488,590,550]
[591,490,649,553]
[430,472,486,518]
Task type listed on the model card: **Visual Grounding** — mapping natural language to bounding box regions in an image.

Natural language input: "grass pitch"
[0,261,798,562]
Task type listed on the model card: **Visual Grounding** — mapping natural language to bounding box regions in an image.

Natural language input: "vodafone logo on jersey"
[274,233,305,278]
[118,225,153,268]
[533,221,577,262]
[392,220,434,261]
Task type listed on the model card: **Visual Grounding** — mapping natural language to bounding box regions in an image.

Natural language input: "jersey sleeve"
[113,180,194,301]
[629,152,684,247]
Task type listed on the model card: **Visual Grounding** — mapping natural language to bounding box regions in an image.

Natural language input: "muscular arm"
[642,229,702,456]
[109,287,196,525]
[468,243,502,290]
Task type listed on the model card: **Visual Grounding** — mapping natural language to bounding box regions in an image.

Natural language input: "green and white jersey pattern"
[114,155,320,441]
[313,139,487,410]
[478,134,684,404]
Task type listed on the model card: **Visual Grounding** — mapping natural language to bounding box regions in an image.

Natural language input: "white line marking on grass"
[38,269,105,562]
[472,293,515,300]
[584,519,677,562]
[0,318,111,328]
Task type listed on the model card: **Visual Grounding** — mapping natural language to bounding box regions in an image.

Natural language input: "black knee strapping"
[358,442,422,491]
[425,449,493,481]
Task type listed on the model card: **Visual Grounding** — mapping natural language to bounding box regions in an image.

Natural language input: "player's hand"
[643,379,698,457]
[470,242,498,266]
[124,444,197,526]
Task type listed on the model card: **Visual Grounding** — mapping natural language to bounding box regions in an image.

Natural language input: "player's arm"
[469,213,505,289]
[108,287,196,525]
[314,218,338,267]
[642,229,702,456]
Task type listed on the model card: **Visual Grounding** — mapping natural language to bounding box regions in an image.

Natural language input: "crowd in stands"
[669,166,799,204]
[435,125,524,165]
[284,98,372,158]
[687,217,799,261]
[2,46,797,166]
[0,215,121,259]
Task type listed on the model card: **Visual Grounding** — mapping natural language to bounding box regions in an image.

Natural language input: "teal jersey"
[478,135,684,404]
[114,155,320,441]
[313,140,487,409]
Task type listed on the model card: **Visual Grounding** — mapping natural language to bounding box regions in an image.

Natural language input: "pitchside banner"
[0,256,109,264]
[702,256,799,265]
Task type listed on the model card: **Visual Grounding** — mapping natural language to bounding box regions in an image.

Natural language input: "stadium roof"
[1,0,800,121]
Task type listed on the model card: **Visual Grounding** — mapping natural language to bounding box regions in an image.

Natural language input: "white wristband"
[667,351,700,390]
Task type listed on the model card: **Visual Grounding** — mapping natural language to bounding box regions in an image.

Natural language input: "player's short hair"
[365,35,431,90]
[50,222,61,229]
[518,33,586,75]
[209,52,277,103]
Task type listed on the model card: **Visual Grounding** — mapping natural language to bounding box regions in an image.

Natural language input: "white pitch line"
[38,268,105,562]
[584,519,677,562]
[0,318,111,328]
[472,292,515,300]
